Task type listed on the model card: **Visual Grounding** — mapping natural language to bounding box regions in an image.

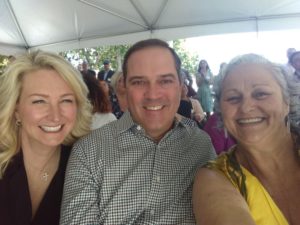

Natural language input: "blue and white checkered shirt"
[60,111,216,225]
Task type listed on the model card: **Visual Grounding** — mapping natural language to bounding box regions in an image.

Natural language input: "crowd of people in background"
[3,46,300,154]
[1,42,300,224]
[3,46,300,156]
[75,45,300,158]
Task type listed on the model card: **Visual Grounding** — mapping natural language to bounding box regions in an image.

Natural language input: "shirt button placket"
[150,209,155,216]
[156,176,160,183]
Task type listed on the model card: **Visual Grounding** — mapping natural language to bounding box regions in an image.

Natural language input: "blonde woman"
[0,50,92,225]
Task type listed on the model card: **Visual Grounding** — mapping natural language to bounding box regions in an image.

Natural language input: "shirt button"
[156,176,160,183]
[136,125,141,130]
[150,209,155,215]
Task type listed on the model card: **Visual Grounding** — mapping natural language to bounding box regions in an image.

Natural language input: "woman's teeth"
[238,118,263,124]
[40,125,62,132]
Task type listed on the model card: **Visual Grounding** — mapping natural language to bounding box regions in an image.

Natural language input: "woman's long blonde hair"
[0,50,92,178]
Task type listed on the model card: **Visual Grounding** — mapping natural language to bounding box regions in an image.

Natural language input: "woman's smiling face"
[220,63,289,145]
[15,69,77,149]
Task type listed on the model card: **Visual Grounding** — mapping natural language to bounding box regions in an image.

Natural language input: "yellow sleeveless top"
[205,148,289,225]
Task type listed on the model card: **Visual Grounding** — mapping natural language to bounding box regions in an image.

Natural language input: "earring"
[16,119,21,127]
[286,116,291,133]
[224,127,228,138]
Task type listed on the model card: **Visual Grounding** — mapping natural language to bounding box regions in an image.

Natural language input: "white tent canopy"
[1,0,300,55]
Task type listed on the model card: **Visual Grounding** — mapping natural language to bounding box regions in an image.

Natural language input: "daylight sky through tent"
[184,29,300,75]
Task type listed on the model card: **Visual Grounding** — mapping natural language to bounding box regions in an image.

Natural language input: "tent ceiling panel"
[0,0,300,55]
[0,0,25,46]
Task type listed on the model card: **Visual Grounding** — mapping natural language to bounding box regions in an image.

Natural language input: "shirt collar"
[115,111,191,137]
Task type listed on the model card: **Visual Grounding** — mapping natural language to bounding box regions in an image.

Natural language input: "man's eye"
[160,79,173,85]
[131,80,145,86]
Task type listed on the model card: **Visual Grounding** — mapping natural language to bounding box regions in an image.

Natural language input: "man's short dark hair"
[103,59,110,65]
[122,39,181,82]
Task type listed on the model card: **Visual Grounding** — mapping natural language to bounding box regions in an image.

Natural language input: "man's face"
[82,62,88,71]
[104,63,110,71]
[125,46,181,142]
[291,53,300,71]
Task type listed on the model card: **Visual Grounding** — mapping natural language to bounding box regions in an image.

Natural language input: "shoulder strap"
[204,147,248,200]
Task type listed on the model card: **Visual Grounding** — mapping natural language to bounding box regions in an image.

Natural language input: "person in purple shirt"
[204,113,236,154]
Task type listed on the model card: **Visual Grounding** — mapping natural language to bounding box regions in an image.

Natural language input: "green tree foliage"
[1,39,198,77]
[60,45,131,72]
[172,39,199,76]
[60,39,198,76]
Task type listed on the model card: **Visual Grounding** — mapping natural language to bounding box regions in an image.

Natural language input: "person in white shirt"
[82,73,116,129]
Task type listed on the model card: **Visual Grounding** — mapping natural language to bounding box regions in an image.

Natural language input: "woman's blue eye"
[62,99,74,103]
[254,92,270,99]
[227,96,240,102]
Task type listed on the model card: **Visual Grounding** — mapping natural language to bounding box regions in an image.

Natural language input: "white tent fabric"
[1,0,300,55]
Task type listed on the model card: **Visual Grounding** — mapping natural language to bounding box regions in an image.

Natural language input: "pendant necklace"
[41,171,49,181]
[39,150,60,182]
[30,148,60,182]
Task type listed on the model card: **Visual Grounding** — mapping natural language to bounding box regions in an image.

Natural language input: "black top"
[97,69,115,82]
[0,145,71,225]
[177,99,193,119]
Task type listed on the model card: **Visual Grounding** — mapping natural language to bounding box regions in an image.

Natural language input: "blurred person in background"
[98,60,115,83]
[82,73,116,129]
[195,59,214,118]
[289,50,300,82]
[110,71,128,117]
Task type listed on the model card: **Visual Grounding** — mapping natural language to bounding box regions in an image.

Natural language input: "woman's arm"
[204,70,214,84]
[191,99,205,122]
[192,168,256,225]
[196,73,204,87]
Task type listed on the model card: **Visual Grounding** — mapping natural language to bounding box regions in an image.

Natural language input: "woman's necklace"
[39,149,60,182]
[25,147,61,183]
[41,171,49,182]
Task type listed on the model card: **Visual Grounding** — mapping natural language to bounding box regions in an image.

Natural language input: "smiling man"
[60,39,216,225]
[124,43,182,142]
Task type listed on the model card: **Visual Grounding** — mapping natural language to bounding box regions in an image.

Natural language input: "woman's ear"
[14,104,21,122]
[284,103,290,118]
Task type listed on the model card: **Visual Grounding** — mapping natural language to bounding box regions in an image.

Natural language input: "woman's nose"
[48,104,61,122]
[240,97,255,113]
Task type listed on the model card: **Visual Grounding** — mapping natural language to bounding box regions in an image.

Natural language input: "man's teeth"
[146,106,163,110]
[238,118,263,124]
[41,125,62,132]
